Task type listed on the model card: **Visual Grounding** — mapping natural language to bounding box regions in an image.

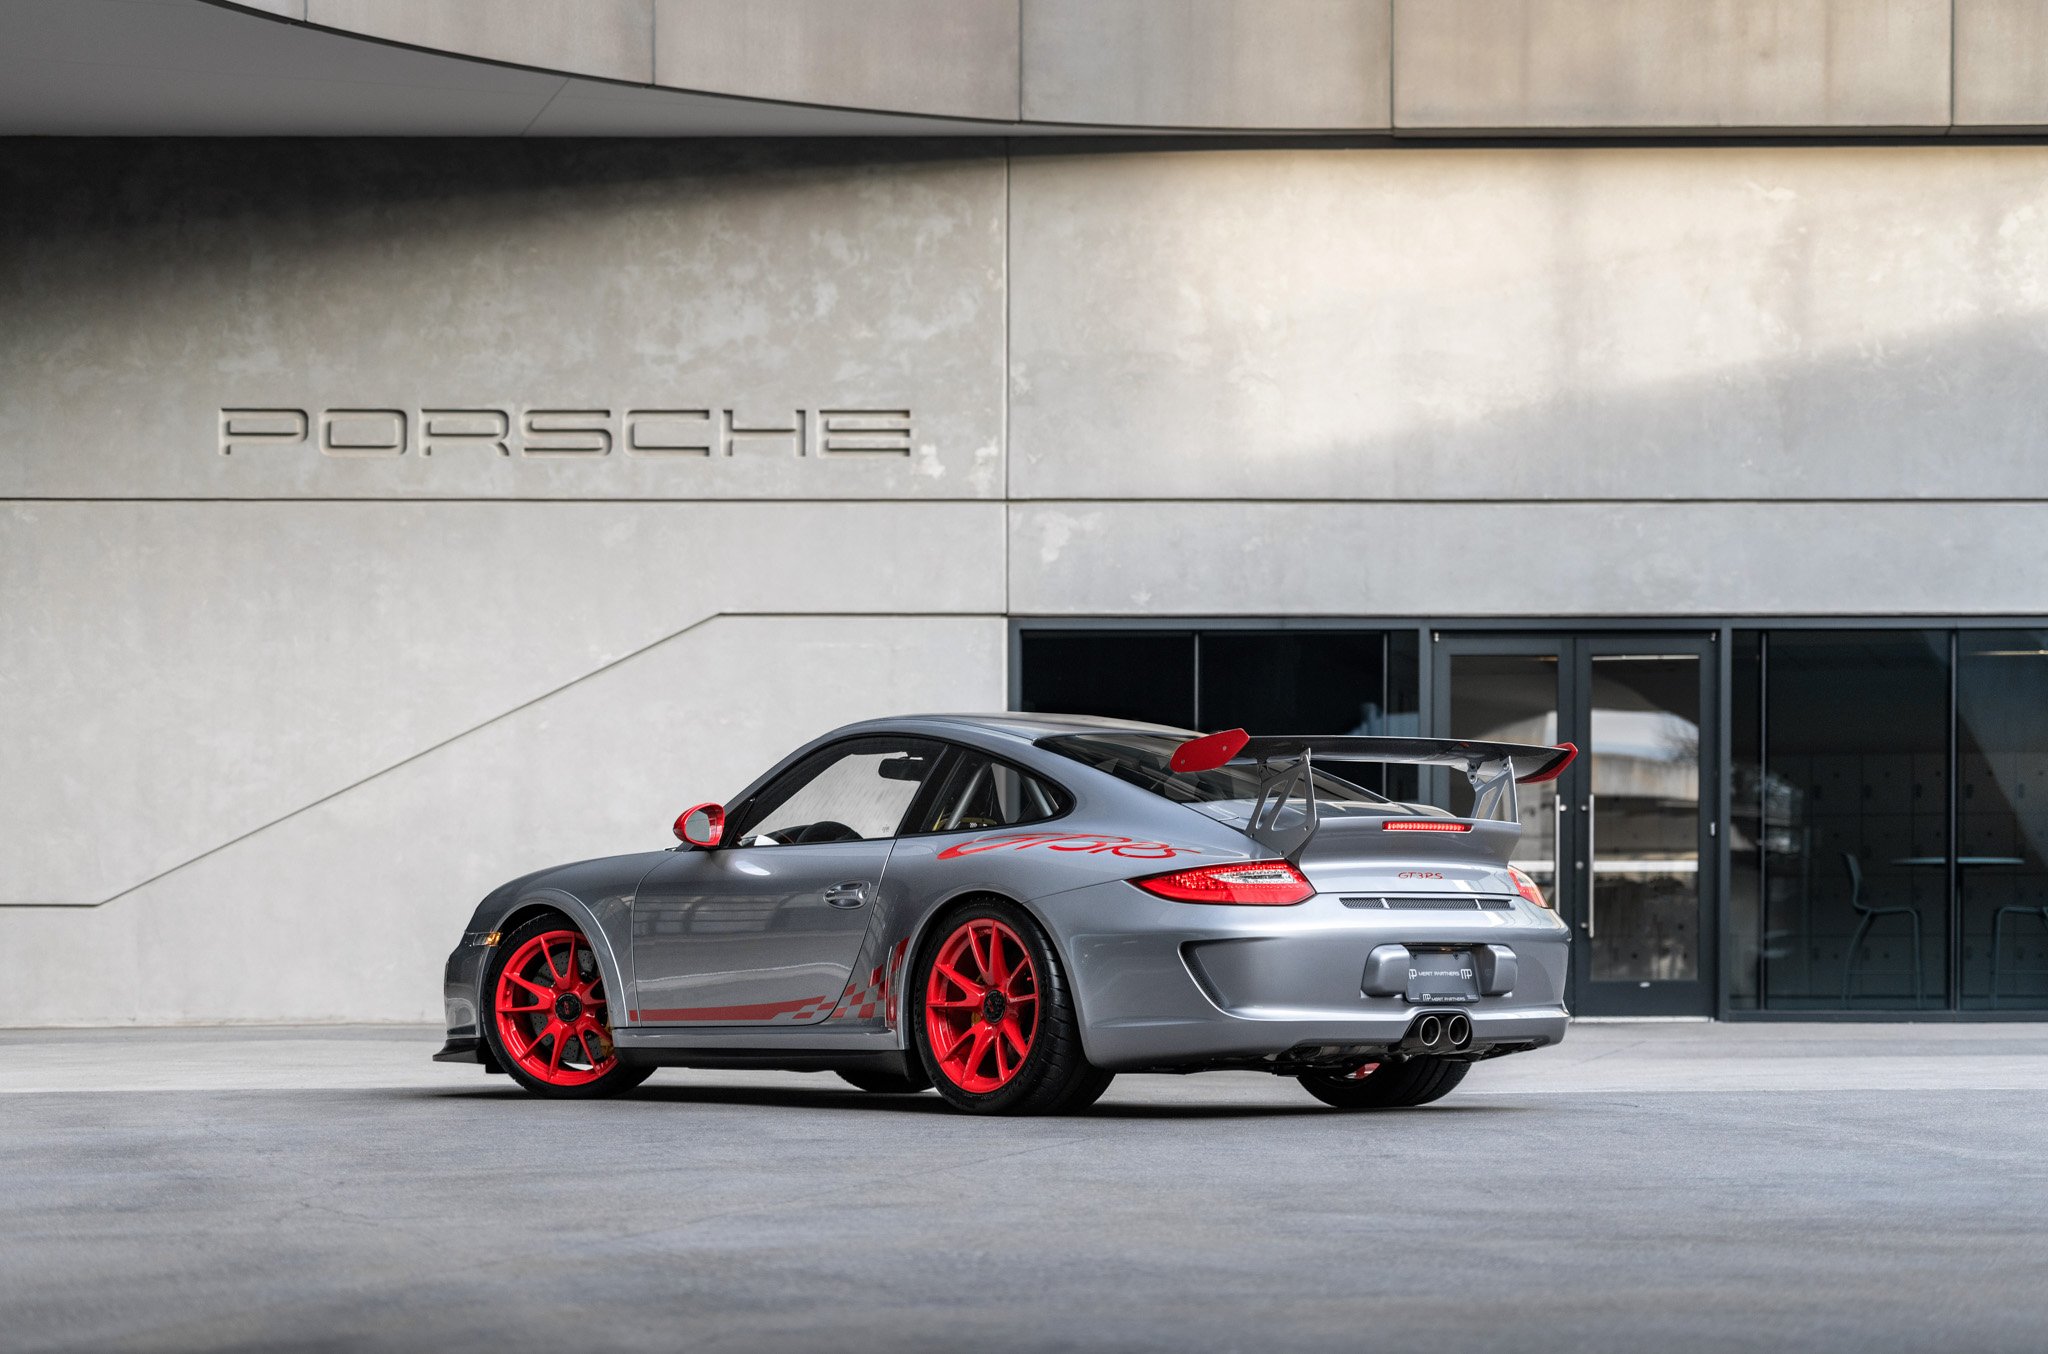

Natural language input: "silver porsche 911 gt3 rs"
[434,713,1577,1114]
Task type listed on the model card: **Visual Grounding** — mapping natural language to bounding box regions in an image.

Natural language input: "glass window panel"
[1198,631,1393,794]
[739,739,944,845]
[1383,630,1422,802]
[1761,631,1949,1010]
[1445,654,1561,898]
[1729,630,1764,1010]
[1957,631,2048,1010]
[915,752,1066,835]
[1588,655,1700,983]
[1018,631,1195,730]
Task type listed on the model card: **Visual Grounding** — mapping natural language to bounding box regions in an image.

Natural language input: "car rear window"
[1038,733,1388,807]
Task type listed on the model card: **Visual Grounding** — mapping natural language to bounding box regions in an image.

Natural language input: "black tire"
[836,1066,933,1094]
[911,899,1113,1116]
[1298,1056,1469,1110]
[1048,1062,1116,1113]
[481,913,654,1100]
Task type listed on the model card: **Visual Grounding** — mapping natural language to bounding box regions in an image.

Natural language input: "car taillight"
[1131,860,1315,906]
[1382,819,1472,832]
[1509,866,1551,909]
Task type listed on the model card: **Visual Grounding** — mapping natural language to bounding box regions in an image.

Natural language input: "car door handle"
[822,881,870,908]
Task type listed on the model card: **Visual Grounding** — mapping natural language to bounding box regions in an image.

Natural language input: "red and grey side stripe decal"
[824,938,910,1027]
[629,994,837,1024]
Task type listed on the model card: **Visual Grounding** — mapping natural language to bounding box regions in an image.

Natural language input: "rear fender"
[897,888,1085,1058]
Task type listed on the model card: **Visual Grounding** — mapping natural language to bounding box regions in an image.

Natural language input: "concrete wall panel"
[1009,145,2048,501]
[1022,0,1390,129]
[0,614,1006,1024]
[1009,502,2048,618]
[1,501,1002,909]
[1956,0,2048,127]
[306,0,655,84]
[654,0,1020,122]
[1393,0,1952,131]
[0,140,1006,500]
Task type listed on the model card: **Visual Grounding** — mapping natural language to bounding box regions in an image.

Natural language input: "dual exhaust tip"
[1408,1010,1472,1053]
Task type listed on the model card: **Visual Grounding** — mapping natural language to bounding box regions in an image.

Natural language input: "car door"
[879,744,1074,919]
[627,737,944,1026]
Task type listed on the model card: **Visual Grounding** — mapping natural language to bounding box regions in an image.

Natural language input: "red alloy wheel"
[493,929,618,1087]
[924,918,1039,1093]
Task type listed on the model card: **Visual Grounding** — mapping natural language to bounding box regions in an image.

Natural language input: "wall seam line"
[1004,138,1014,633]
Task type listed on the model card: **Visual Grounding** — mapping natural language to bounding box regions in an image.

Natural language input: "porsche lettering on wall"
[218,406,913,458]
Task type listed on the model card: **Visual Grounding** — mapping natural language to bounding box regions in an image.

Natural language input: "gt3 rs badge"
[937,832,1198,861]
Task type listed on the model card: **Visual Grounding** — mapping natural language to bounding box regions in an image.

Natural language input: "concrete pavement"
[3,1021,2044,1351]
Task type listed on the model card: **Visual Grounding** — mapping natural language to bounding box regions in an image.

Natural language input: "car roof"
[839,711,1198,747]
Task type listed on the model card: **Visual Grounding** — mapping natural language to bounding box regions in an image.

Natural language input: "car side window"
[916,751,1067,834]
[735,738,942,846]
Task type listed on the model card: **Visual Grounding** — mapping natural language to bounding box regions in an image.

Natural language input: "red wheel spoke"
[934,1021,972,1063]
[985,932,1011,988]
[933,962,983,998]
[505,972,553,1000]
[992,1031,1010,1080]
[927,996,980,1010]
[1002,989,1036,1004]
[999,1015,1030,1057]
[505,1022,535,1059]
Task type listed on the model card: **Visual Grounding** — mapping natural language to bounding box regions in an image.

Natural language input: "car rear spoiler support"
[1170,730,1579,863]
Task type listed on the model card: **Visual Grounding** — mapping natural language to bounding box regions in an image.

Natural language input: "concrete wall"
[1957,0,2048,127]
[306,0,656,84]
[1021,0,1391,130]
[652,0,1021,122]
[222,0,2048,136]
[0,140,1009,1023]
[6,137,2048,1021]
[1392,0,1953,132]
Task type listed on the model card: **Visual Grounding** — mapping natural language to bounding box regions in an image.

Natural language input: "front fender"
[479,886,634,1033]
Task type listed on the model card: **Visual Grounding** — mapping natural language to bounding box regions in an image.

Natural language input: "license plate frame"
[1405,949,1480,1005]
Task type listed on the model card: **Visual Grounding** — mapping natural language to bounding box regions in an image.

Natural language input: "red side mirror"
[673,802,725,849]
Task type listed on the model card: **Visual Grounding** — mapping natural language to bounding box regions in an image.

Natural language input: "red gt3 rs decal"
[936,832,1199,861]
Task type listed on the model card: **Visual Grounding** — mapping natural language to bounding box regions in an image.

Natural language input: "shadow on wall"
[0,136,1010,253]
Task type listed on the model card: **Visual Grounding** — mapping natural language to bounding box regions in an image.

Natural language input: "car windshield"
[1038,733,1389,808]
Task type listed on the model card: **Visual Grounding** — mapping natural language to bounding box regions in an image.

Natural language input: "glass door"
[1434,634,1717,1018]
[1577,639,1713,1016]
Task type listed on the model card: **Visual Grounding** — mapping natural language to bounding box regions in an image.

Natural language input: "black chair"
[1990,900,2048,1008]
[1840,853,1923,1007]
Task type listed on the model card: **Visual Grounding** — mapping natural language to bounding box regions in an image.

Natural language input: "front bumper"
[439,933,491,1047]
[1036,882,1572,1072]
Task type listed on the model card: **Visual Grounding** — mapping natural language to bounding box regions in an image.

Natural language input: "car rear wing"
[1169,729,1577,863]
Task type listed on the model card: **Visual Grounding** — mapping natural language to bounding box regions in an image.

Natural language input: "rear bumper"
[1036,882,1573,1072]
